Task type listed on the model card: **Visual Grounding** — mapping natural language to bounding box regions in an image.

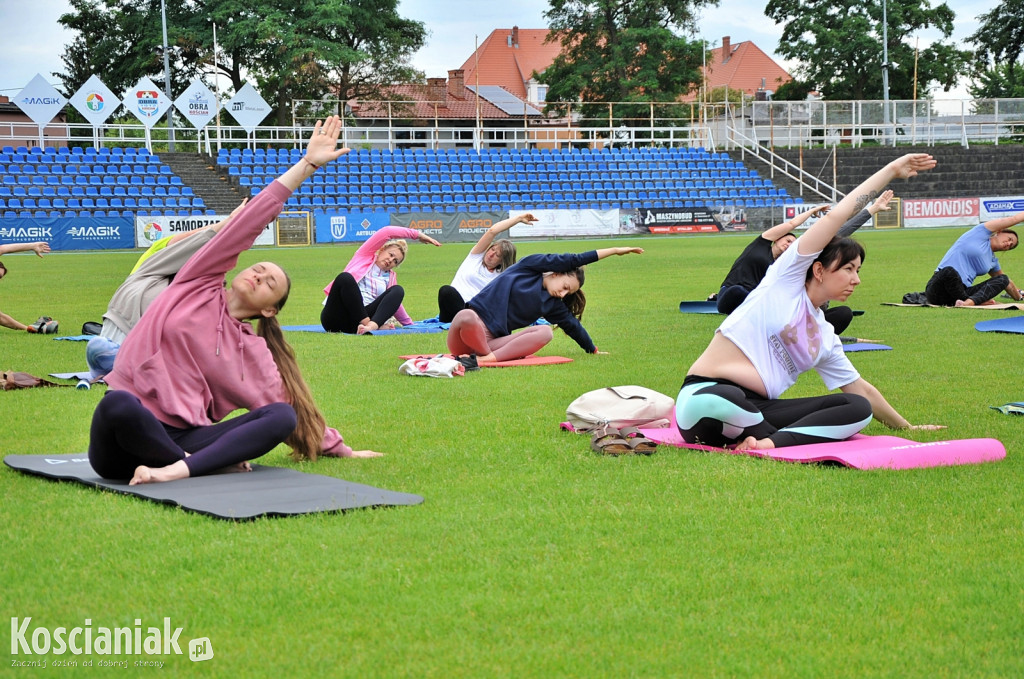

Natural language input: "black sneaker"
[455,354,479,371]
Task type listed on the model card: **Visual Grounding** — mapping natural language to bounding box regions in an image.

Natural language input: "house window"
[536,85,548,103]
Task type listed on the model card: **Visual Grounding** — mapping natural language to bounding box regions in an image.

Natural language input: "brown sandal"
[619,427,658,455]
[590,426,632,455]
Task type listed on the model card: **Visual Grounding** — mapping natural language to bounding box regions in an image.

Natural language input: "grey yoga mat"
[5,453,423,520]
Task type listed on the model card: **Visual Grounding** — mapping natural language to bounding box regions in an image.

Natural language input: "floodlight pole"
[161,0,176,151]
[213,21,222,152]
[881,0,890,144]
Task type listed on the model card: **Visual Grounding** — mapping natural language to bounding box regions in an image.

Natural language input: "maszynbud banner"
[980,196,1024,221]
[631,207,724,234]
[903,197,979,228]
[508,209,618,237]
[134,215,274,248]
[1,217,134,251]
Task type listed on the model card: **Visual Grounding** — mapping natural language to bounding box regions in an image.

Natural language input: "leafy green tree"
[541,0,715,127]
[765,0,971,100]
[968,0,1024,99]
[772,78,816,101]
[57,0,425,124]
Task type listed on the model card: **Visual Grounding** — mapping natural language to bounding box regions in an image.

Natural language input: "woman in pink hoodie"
[320,226,440,334]
[89,116,380,486]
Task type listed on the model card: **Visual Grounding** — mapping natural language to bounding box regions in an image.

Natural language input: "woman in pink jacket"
[320,226,440,334]
[89,116,380,486]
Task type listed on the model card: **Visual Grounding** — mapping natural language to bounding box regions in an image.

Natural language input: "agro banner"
[314,211,394,243]
[634,207,723,234]
[903,197,979,228]
[391,211,507,242]
[980,196,1024,221]
[134,215,274,248]
[507,209,618,237]
[0,216,134,251]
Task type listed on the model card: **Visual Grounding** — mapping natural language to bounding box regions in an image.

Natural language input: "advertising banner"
[122,77,172,129]
[980,196,1024,221]
[14,74,68,127]
[134,215,274,248]
[508,209,618,237]
[70,75,120,127]
[1,216,134,251]
[634,207,722,234]
[903,197,979,228]
[226,83,271,133]
[391,211,507,242]
[314,211,394,243]
[174,79,218,129]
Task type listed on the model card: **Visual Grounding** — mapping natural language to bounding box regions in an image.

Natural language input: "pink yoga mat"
[401,354,572,367]
[635,425,1005,470]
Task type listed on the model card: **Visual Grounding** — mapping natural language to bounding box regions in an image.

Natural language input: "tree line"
[55,0,1024,126]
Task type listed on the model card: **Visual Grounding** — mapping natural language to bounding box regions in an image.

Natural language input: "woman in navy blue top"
[446,247,643,363]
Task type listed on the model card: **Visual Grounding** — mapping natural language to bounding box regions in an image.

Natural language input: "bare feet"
[129,460,190,485]
[219,461,252,474]
[477,352,497,363]
[954,299,975,307]
[356,321,379,335]
[734,436,776,451]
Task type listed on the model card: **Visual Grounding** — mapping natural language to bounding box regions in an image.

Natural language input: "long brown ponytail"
[258,316,326,461]
[562,267,587,321]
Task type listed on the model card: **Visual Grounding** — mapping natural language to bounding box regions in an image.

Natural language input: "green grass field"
[3,227,1023,677]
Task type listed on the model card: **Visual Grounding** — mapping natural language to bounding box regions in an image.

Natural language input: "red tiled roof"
[351,82,515,120]
[699,38,792,96]
[459,28,562,100]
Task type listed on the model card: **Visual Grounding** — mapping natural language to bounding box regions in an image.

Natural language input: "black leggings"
[675,375,872,448]
[88,390,297,480]
[925,266,1009,306]
[438,285,467,323]
[320,272,405,333]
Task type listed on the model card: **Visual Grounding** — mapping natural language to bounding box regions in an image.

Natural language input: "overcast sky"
[0,0,997,99]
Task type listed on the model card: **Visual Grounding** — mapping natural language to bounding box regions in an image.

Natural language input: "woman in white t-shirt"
[677,154,945,451]
[437,213,535,323]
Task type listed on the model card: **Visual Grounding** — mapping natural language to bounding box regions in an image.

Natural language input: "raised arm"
[838,190,894,238]
[983,210,1024,234]
[594,246,644,260]
[0,241,49,257]
[798,154,935,255]
[277,116,350,192]
[762,205,829,242]
[469,213,534,255]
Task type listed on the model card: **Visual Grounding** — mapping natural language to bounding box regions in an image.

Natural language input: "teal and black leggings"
[676,375,872,448]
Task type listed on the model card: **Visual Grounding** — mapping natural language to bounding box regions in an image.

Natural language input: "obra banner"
[134,215,275,248]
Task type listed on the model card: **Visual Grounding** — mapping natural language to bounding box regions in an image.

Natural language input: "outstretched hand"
[305,116,350,167]
[618,247,643,255]
[419,233,442,247]
[908,424,946,431]
[871,189,895,212]
[890,153,936,179]
[349,450,385,458]
[32,242,50,257]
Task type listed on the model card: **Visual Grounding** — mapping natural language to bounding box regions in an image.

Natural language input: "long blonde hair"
[258,316,326,461]
[254,270,325,462]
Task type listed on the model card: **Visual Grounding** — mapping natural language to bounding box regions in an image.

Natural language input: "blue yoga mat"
[843,343,892,352]
[283,322,447,334]
[52,335,93,342]
[679,301,720,314]
[975,316,1024,334]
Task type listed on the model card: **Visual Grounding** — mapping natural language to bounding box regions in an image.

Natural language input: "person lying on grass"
[89,116,381,487]
[715,190,895,334]
[436,212,533,323]
[0,241,57,333]
[320,226,441,334]
[446,247,643,364]
[677,153,944,452]
[924,209,1024,307]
